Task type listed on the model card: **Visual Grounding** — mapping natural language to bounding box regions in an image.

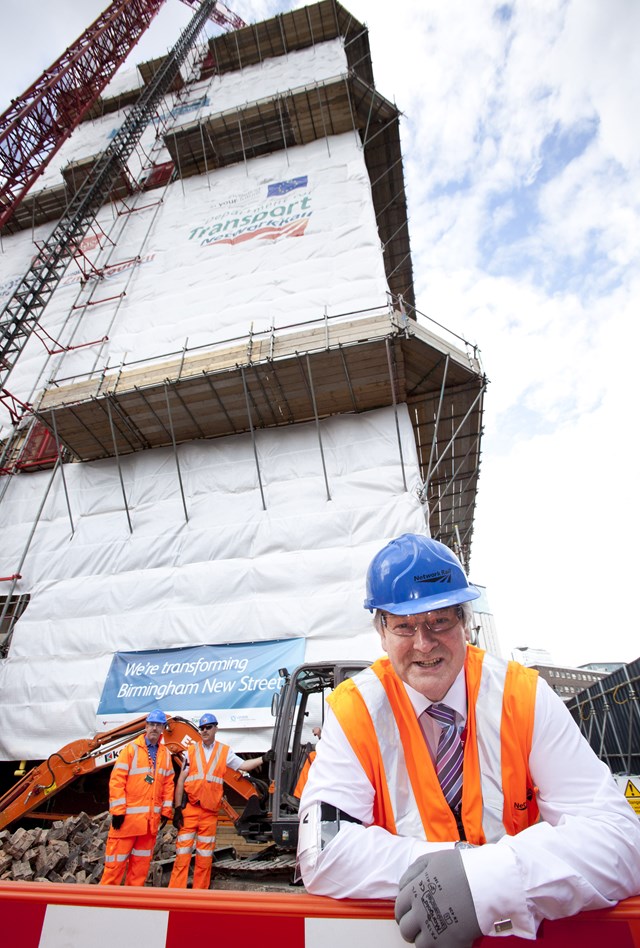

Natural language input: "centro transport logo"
[188,175,311,248]
[414,569,452,584]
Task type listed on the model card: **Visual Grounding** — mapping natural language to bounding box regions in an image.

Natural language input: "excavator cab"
[263,661,368,850]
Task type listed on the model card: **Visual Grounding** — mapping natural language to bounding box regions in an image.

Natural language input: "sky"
[1,0,638,668]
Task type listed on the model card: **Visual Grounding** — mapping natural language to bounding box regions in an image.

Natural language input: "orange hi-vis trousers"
[169,802,218,889]
[99,829,157,886]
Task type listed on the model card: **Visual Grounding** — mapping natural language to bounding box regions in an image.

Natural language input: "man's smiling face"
[379,609,467,701]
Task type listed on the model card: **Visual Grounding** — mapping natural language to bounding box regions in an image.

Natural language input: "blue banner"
[97,638,305,728]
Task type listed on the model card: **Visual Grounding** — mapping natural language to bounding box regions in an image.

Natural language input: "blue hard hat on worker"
[199,713,218,727]
[364,533,480,614]
[146,709,167,724]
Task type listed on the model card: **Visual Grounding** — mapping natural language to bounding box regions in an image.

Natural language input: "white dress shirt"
[298,664,640,939]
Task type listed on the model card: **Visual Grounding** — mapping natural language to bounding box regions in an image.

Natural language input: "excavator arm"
[0,714,201,830]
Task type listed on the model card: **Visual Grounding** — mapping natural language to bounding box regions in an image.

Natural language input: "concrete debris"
[0,816,299,889]
[0,813,180,885]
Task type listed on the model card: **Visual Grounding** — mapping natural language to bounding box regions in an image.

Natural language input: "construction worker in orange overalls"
[169,712,264,889]
[100,709,174,886]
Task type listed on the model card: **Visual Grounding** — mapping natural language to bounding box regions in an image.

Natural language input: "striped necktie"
[426,703,463,813]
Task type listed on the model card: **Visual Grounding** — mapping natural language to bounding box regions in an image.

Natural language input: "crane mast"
[0,0,245,393]
[0,1,245,234]
[0,1,166,234]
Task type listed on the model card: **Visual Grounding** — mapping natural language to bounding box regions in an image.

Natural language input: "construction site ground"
[209,823,302,893]
[0,811,303,891]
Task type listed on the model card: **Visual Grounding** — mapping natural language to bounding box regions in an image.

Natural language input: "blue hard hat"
[364,534,480,614]
[146,709,167,724]
[199,713,218,727]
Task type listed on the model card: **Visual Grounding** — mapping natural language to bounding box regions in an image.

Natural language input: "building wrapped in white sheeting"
[0,1,485,761]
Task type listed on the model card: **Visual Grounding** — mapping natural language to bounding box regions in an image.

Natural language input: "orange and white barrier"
[1,882,639,947]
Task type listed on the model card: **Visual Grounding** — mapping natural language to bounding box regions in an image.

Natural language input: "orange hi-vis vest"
[183,740,230,812]
[109,734,174,836]
[327,646,540,845]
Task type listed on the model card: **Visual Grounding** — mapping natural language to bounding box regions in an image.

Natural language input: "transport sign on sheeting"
[624,779,640,816]
[97,638,305,730]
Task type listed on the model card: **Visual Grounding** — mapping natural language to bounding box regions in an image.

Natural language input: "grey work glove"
[395,849,482,948]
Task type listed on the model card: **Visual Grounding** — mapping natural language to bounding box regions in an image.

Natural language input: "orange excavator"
[0,713,260,833]
[0,661,368,855]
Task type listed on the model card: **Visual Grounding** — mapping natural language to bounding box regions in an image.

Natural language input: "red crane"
[0,0,245,233]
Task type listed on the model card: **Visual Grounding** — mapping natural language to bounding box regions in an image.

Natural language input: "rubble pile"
[0,813,178,885]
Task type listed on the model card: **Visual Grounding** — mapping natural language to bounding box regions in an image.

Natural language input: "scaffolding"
[33,306,485,554]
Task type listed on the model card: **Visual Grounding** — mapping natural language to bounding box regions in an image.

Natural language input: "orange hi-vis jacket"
[183,740,230,812]
[109,734,174,837]
[327,645,540,845]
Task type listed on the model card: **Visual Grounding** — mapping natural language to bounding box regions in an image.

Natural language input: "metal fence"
[567,657,640,774]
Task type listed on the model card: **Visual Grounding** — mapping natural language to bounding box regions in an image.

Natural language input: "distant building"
[470,585,502,658]
[510,648,622,700]
[531,664,610,701]
[579,662,625,675]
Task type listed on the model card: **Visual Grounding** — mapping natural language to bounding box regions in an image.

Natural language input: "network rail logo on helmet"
[414,569,452,584]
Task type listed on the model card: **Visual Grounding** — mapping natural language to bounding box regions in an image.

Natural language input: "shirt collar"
[403,664,468,723]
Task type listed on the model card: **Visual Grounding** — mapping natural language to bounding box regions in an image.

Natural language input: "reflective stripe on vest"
[474,651,509,841]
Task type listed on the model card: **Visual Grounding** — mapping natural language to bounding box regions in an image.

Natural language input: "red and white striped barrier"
[2,882,640,948]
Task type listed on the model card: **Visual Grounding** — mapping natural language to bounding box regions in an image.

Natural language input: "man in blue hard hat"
[100,709,174,886]
[297,533,640,947]
[168,711,265,889]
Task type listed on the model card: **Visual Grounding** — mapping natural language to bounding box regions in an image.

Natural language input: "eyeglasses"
[200,724,217,731]
[381,606,462,638]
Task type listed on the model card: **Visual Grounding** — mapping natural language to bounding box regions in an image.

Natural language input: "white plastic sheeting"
[0,405,426,759]
[33,40,348,192]
[1,131,388,435]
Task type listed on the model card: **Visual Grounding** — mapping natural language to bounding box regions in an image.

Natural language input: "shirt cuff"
[461,842,537,939]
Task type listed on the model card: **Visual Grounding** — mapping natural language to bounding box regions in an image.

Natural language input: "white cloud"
[548,0,640,170]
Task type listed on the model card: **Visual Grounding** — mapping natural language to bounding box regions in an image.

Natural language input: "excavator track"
[214,850,298,878]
